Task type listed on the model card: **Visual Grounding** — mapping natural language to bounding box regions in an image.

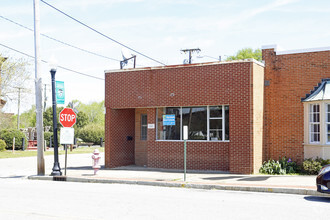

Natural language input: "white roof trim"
[277,46,330,55]
[261,44,277,51]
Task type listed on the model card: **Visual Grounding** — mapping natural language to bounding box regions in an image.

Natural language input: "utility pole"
[43,84,50,111]
[17,88,21,129]
[33,0,45,175]
[181,48,201,64]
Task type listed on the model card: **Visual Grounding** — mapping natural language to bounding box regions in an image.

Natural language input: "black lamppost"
[50,67,62,176]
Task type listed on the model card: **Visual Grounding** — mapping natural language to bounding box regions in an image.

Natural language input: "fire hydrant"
[92,149,101,175]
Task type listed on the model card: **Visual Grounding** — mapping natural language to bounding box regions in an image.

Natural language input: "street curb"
[28,175,330,197]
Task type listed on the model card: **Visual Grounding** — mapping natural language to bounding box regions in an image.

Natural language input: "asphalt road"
[0,178,329,220]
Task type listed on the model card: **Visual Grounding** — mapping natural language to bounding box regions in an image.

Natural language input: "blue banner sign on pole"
[56,81,65,104]
[163,115,175,126]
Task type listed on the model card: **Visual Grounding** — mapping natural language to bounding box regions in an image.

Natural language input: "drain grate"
[53,176,67,181]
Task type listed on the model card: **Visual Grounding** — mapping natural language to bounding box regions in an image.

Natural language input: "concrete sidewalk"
[22,152,328,197]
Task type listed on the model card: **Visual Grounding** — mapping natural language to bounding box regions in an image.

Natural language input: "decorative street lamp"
[50,63,62,176]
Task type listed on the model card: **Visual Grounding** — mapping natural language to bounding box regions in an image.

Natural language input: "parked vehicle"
[316,164,330,194]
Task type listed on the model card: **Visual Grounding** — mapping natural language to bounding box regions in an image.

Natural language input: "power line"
[40,0,166,66]
[0,42,104,81]
[0,15,120,62]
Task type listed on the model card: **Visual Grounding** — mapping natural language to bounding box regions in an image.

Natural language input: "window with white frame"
[309,104,320,143]
[157,106,229,141]
[327,104,330,143]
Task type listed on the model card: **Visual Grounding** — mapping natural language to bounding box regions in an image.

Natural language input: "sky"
[1,0,330,114]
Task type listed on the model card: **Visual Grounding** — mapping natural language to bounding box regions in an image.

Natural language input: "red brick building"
[262,45,330,164]
[105,45,330,174]
[105,60,264,174]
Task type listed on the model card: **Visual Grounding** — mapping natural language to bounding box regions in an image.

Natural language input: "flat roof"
[105,58,264,74]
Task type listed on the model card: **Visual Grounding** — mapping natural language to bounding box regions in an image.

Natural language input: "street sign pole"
[60,126,75,177]
[64,144,68,175]
[183,126,188,182]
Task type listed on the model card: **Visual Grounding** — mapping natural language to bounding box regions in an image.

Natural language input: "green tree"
[17,105,36,128]
[74,111,89,129]
[76,100,105,125]
[0,112,15,129]
[43,106,64,131]
[0,55,31,103]
[76,123,104,144]
[226,48,262,61]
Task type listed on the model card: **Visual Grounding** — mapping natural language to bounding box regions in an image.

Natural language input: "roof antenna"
[181,48,201,64]
[120,48,136,69]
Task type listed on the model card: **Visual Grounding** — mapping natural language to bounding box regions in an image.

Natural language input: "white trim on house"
[261,44,277,50]
[261,44,330,55]
[277,46,330,55]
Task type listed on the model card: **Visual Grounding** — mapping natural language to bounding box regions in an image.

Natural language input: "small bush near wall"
[302,159,322,175]
[259,157,299,175]
[0,139,6,151]
[302,158,330,175]
[259,159,286,175]
[260,157,330,175]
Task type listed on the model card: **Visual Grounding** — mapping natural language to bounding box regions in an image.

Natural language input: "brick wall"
[105,61,263,173]
[105,108,135,168]
[263,47,330,163]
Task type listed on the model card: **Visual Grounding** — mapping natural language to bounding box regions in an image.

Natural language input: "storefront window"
[157,106,229,141]
[209,106,222,141]
[157,107,181,140]
[182,107,207,140]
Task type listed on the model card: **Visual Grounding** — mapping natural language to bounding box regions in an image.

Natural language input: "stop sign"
[59,108,76,127]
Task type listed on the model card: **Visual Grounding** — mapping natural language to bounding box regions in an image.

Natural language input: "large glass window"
[157,107,181,140]
[157,106,229,141]
[309,104,320,143]
[182,107,207,140]
[209,106,223,141]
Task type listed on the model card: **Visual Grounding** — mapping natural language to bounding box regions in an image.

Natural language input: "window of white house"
[327,104,330,143]
[157,106,229,141]
[309,104,320,143]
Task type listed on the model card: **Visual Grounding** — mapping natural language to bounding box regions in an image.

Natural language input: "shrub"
[259,159,286,175]
[315,157,330,167]
[44,131,60,147]
[0,129,28,150]
[76,124,104,144]
[302,158,323,175]
[279,157,300,174]
[0,139,6,151]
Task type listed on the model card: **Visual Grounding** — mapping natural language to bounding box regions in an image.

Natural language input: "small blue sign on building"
[163,114,175,126]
